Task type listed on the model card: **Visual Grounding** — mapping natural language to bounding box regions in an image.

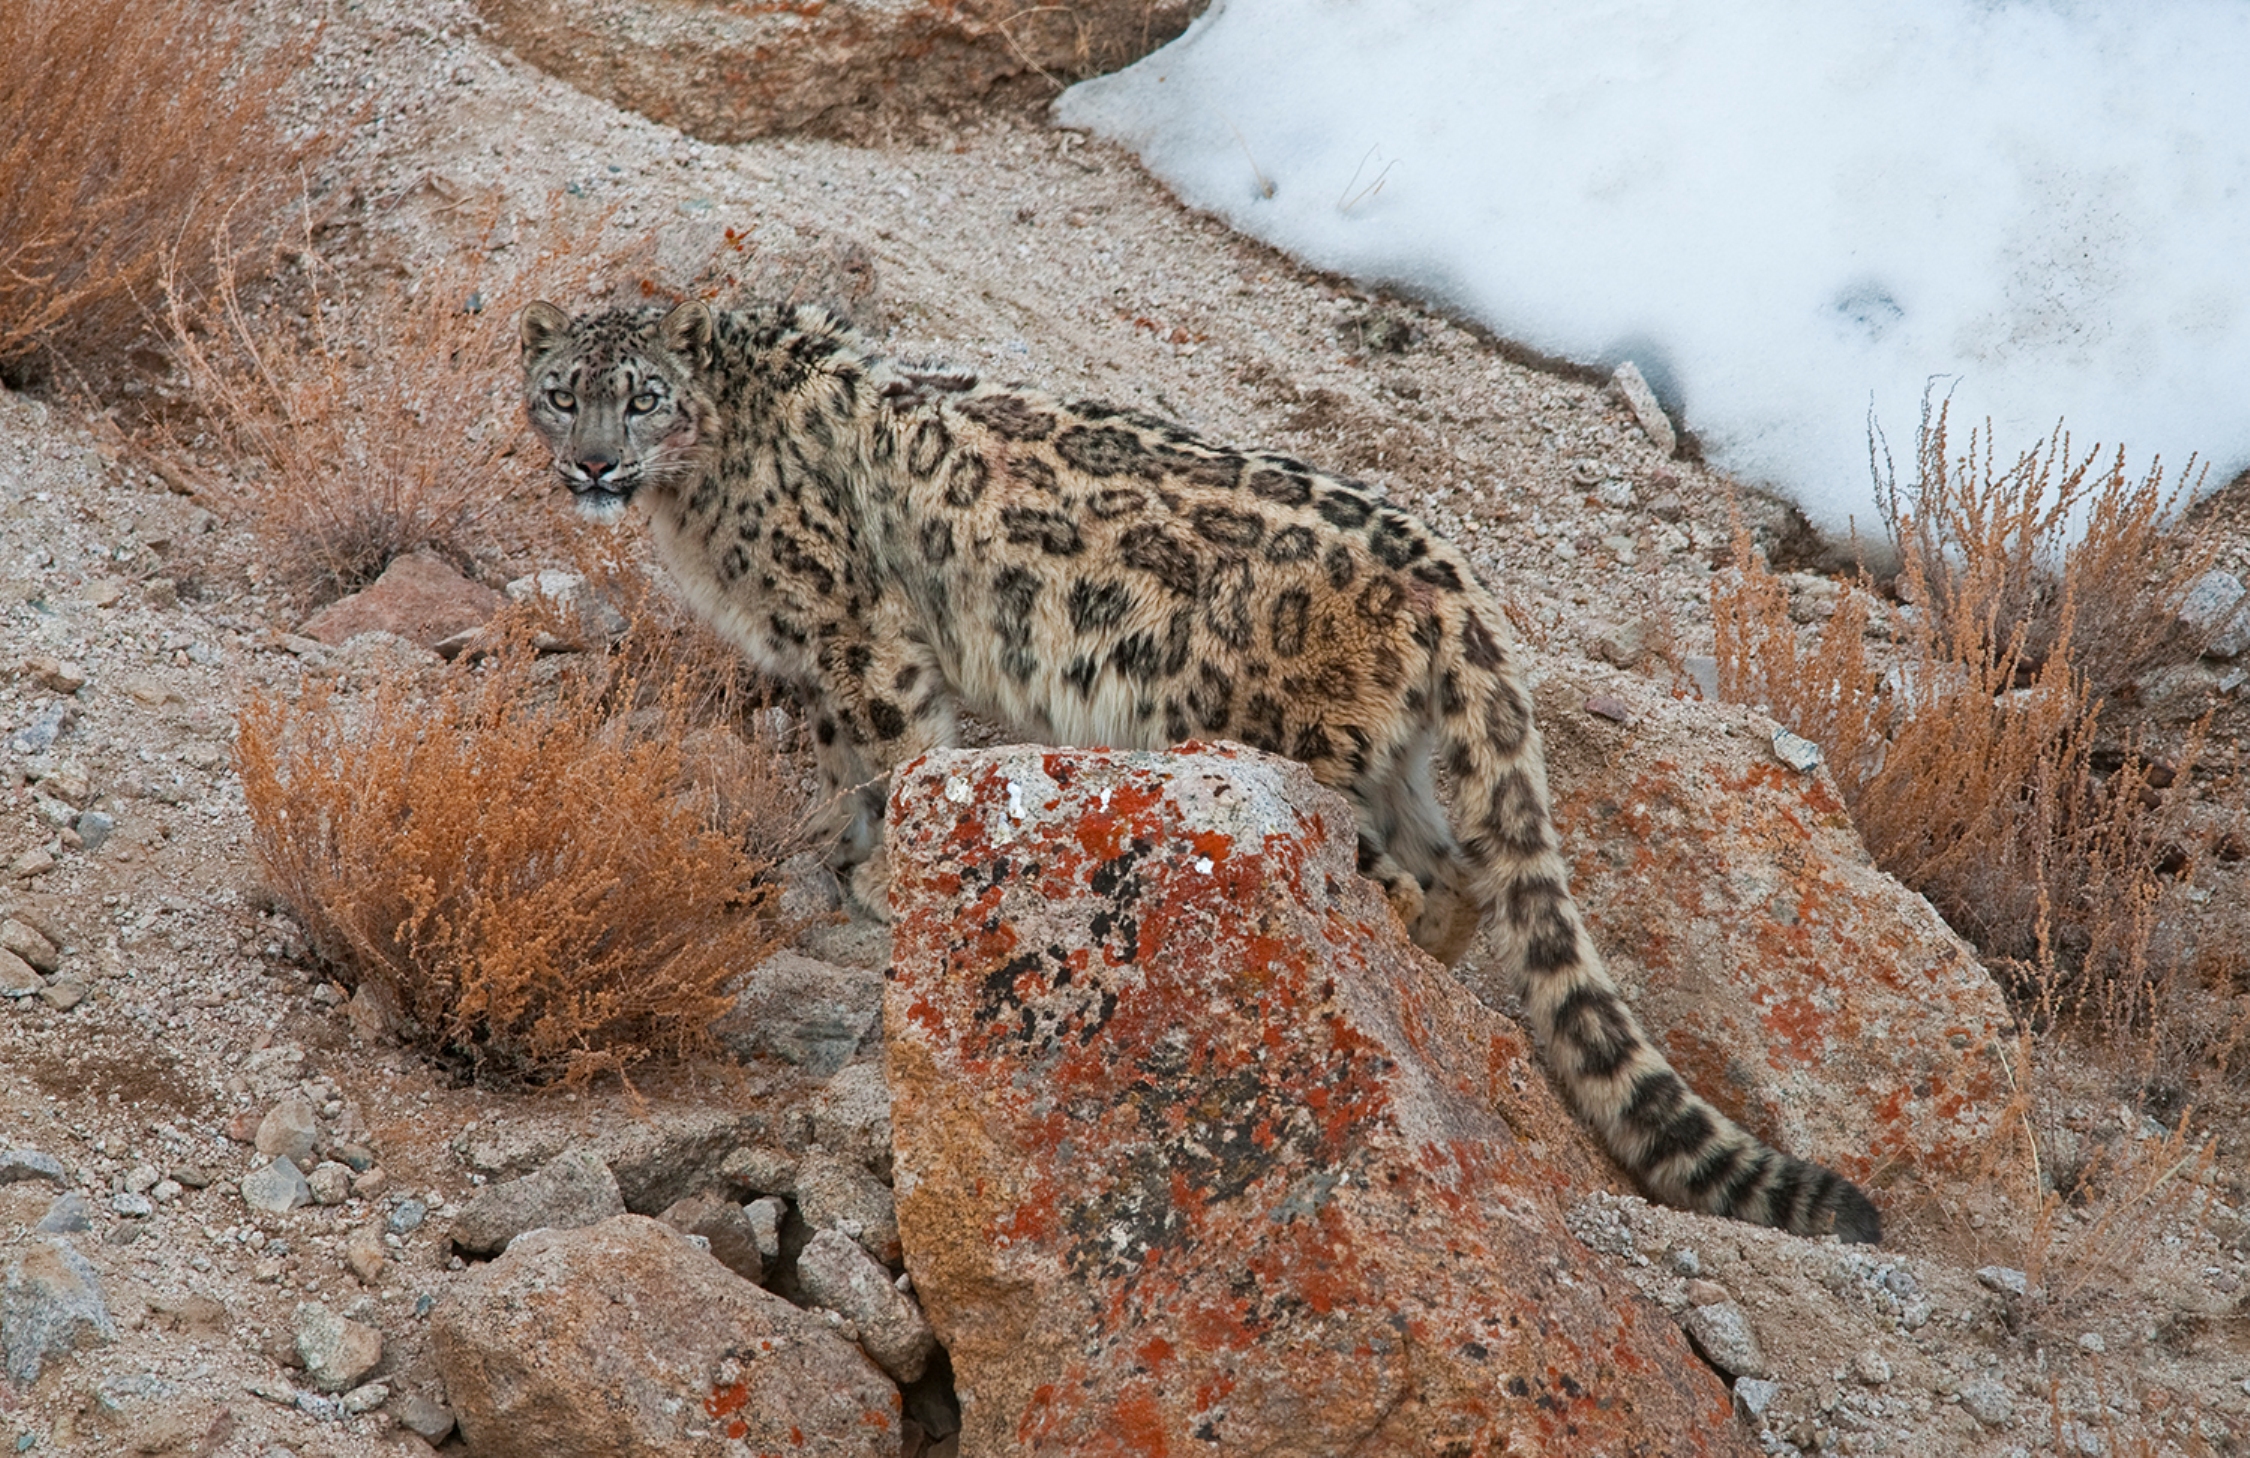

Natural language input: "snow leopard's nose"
[577,453,618,482]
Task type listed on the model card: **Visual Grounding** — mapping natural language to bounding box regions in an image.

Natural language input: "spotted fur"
[520,298,1881,1243]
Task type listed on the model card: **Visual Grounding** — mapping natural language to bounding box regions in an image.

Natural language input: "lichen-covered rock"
[1520,657,2015,1218]
[434,1215,899,1458]
[885,743,1752,1458]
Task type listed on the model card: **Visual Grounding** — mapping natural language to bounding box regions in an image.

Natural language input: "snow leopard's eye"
[626,390,660,416]
[546,388,576,411]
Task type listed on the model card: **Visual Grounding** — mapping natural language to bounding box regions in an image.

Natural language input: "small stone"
[0,950,42,996]
[658,1192,763,1284]
[1584,694,1633,723]
[306,1162,353,1207]
[80,577,126,608]
[123,1165,160,1196]
[110,1192,154,1219]
[794,1149,900,1263]
[1611,360,1677,456]
[150,1180,183,1205]
[35,981,85,1011]
[1682,1301,1769,1380]
[719,1144,799,1198]
[35,768,90,808]
[1683,1278,1730,1307]
[29,658,88,695]
[255,1099,320,1167]
[241,1158,312,1215]
[2077,1330,2106,1354]
[294,1302,384,1393]
[394,1390,456,1442]
[1733,1377,1780,1419]
[1962,1377,2016,1422]
[2181,569,2249,658]
[1975,1265,2028,1296]
[341,1381,389,1415]
[345,1223,387,1284]
[36,1193,93,1233]
[331,1142,377,1173]
[794,1227,936,1383]
[0,919,59,972]
[352,1166,390,1199]
[1594,620,1650,669]
[10,847,57,880]
[1667,1246,1702,1278]
[170,1166,213,1190]
[387,1198,428,1235]
[745,1196,785,1262]
[2,1236,117,1385]
[0,1150,68,1188]
[73,809,114,852]
[1770,729,1823,772]
[1851,1349,1891,1385]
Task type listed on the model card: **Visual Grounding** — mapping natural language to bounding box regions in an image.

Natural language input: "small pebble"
[1850,1349,1891,1386]
[1733,1377,1780,1419]
[387,1198,428,1235]
[110,1192,154,1219]
[1975,1265,2028,1297]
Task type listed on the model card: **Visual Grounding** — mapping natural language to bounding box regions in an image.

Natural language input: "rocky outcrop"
[884,743,1752,1457]
[1515,656,2016,1220]
[434,1215,900,1457]
[476,0,1207,144]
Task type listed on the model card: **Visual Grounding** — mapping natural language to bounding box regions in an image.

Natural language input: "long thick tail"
[1436,609,1881,1243]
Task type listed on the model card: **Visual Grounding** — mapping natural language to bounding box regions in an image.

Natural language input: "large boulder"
[477,0,1207,144]
[434,1215,900,1458]
[885,743,1754,1458]
[1510,656,2016,1222]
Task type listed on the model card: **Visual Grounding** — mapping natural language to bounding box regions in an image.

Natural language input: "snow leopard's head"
[520,299,717,523]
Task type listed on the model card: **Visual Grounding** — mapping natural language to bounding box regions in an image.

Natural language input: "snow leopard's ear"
[660,300,715,371]
[520,301,572,365]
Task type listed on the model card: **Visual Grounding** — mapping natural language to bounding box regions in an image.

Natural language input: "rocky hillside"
[5,1,2250,1455]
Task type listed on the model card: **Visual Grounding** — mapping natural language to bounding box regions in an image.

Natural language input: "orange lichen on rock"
[1519,659,2015,1215]
[885,742,1754,1458]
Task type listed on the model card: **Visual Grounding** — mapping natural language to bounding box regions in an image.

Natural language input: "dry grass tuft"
[1716,401,2213,1046]
[0,0,321,383]
[236,636,810,1085]
[166,214,619,605]
[1872,392,2217,693]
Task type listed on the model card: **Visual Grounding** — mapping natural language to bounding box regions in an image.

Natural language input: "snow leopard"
[518,296,1881,1243]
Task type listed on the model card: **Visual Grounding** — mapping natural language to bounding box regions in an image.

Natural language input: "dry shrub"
[1715,402,2212,1038]
[0,0,321,382]
[1873,392,2217,692]
[168,207,632,605]
[236,639,809,1084]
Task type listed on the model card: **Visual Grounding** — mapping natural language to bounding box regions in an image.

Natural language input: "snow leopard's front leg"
[806,606,958,921]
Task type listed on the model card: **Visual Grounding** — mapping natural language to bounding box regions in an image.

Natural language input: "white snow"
[1057,0,2250,532]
